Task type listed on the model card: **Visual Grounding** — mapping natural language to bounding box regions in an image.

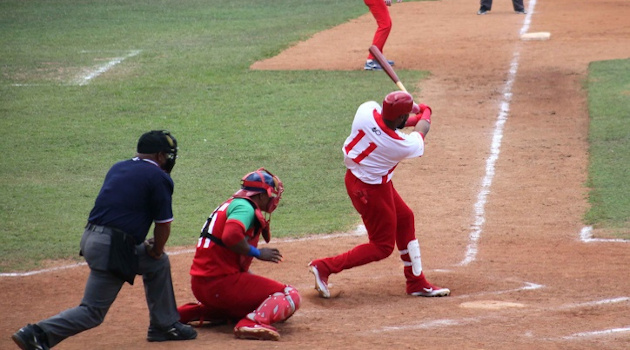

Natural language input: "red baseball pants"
[318,170,417,273]
[364,0,392,60]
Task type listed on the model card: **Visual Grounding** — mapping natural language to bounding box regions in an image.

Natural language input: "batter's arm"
[414,119,430,137]
[411,104,432,137]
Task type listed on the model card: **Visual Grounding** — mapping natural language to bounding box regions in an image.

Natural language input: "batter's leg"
[391,190,450,297]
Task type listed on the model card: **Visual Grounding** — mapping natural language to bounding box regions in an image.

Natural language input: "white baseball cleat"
[308,262,331,298]
[409,286,451,297]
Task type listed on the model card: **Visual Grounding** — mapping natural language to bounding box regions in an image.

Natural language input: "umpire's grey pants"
[37,228,180,347]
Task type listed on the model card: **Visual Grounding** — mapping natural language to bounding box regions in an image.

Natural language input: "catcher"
[177,168,300,341]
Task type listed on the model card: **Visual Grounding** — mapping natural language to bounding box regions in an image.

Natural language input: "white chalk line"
[459,45,523,266]
[561,327,630,340]
[459,0,627,265]
[459,1,537,266]
[76,50,141,86]
[579,226,628,243]
[451,281,543,299]
[369,296,629,334]
[10,50,141,87]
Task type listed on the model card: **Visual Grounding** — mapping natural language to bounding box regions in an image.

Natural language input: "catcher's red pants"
[189,273,286,321]
[317,170,416,273]
[365,0,392,60]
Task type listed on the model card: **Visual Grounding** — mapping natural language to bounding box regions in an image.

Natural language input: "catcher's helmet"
[382,91,414,121]
[236,168,284,213]
[137,130,178,173]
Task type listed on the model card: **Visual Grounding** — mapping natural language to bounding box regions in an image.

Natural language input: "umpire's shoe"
[147,322,197,342]
[12,324,50,350]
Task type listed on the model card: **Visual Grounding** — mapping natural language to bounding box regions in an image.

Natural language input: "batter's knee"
[373,242,395,260]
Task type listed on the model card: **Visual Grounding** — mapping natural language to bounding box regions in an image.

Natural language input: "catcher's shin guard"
[249,286,301,325]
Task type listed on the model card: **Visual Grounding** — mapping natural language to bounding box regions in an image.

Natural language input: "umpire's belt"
[85,223,113,234]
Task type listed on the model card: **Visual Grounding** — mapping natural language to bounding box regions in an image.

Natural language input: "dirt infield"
[2,0,629,349]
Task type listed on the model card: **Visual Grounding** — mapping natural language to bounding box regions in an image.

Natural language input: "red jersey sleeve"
[222,220,246,247]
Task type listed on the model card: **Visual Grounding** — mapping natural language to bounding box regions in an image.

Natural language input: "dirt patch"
[2,0,630,349]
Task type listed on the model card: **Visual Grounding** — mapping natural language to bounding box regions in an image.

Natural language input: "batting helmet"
[235,168,284,213]
[137,130,178,173]
[382,91,414,121]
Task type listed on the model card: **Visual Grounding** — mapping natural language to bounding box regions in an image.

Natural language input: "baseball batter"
[309,91,450,298]
[177,168,300,341]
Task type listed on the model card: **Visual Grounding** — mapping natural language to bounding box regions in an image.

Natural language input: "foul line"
[459,2,536,266]
[460,2,626,265]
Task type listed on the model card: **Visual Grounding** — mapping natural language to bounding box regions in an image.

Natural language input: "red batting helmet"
[382,91,414,121]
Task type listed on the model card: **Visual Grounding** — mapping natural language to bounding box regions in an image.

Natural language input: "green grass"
[585,59,630,239]
[0,0,427,271]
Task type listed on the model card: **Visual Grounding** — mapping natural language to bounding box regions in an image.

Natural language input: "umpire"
[12,130,197,350]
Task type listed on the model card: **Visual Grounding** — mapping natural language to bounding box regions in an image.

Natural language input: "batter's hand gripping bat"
[369,45,407,92]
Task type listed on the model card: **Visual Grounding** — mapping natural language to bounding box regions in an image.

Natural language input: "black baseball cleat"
[12,324,50,350]
[147,322,197,342]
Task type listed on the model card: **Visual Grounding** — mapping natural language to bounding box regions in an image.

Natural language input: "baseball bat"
[369,45,407,92]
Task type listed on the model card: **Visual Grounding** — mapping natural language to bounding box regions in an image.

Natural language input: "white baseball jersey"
[342,101,424,185]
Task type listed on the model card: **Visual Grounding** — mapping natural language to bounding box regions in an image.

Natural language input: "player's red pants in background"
[316,170,416,273]
[365,0,392,60]
[189,273,286,321]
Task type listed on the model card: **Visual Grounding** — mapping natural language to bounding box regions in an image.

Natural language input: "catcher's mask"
[137,130,178,173]
[235,168,283,213]
[382,91,414,121]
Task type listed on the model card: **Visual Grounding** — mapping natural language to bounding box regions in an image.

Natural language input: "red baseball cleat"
[234,319,280,341]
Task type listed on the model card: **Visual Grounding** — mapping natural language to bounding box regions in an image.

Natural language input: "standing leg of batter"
[391,188,450,297]
[364,0,393,70]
